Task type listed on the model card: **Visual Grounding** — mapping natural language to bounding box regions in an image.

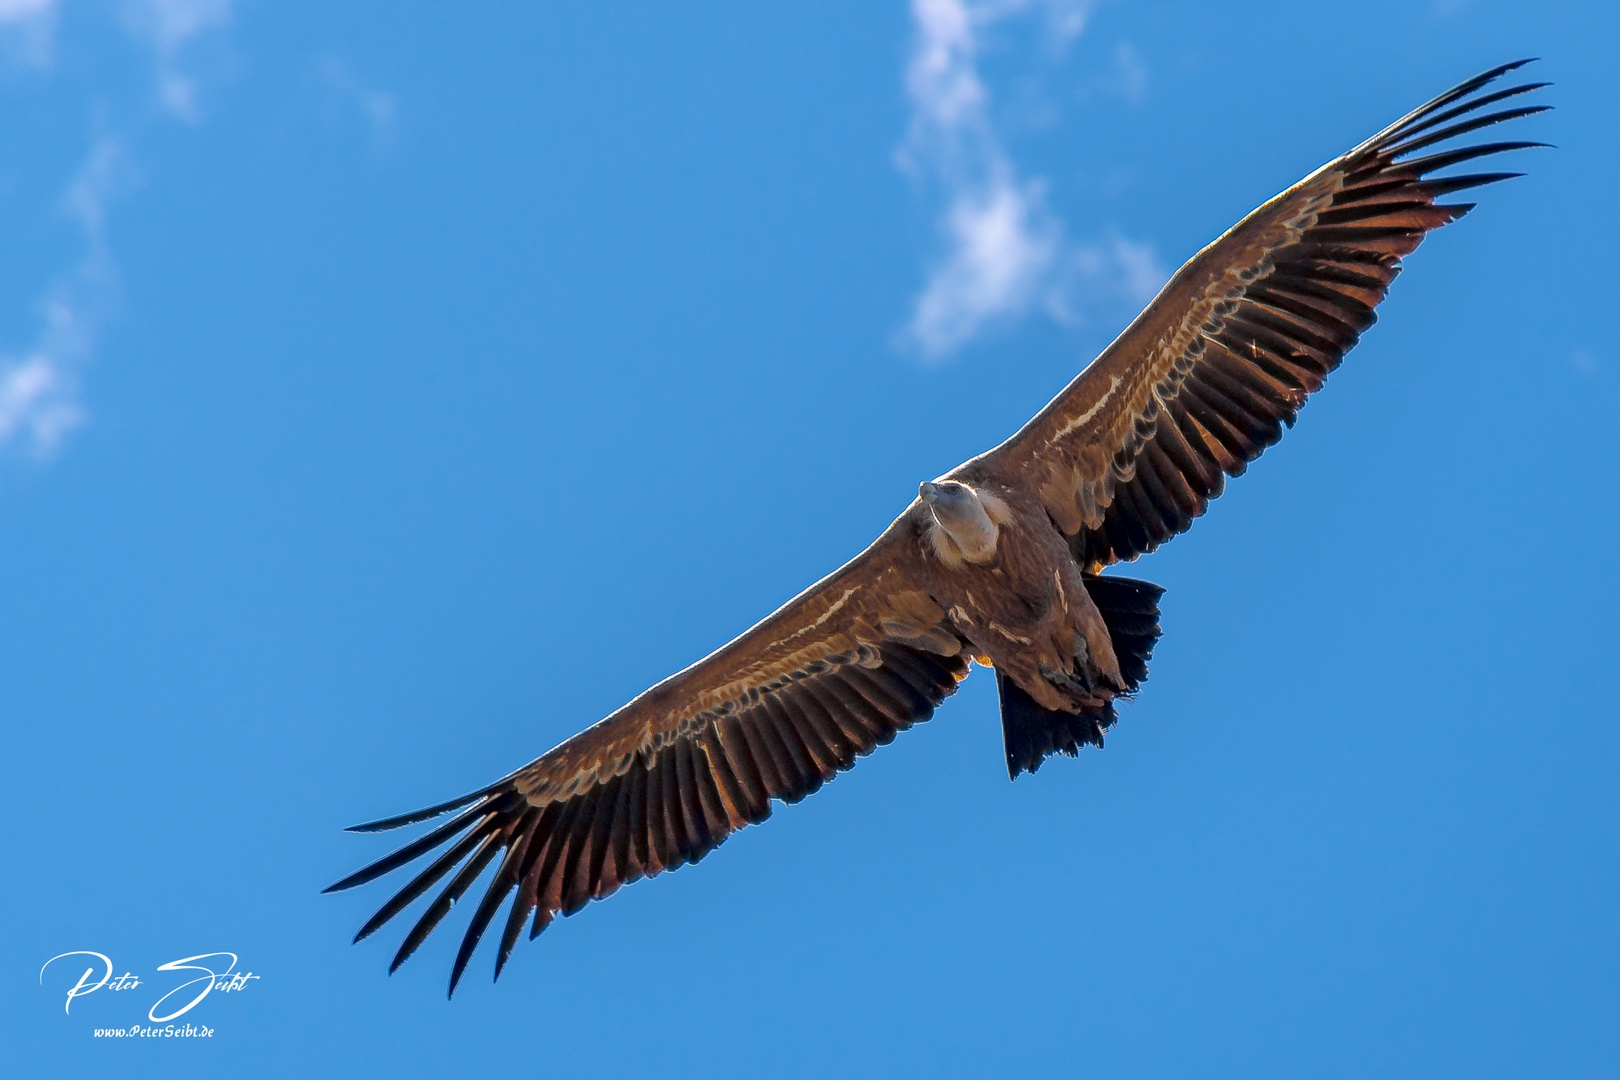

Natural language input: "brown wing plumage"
[325,511,970,996]
[971,60,1549,568]
[330,61,1548,997]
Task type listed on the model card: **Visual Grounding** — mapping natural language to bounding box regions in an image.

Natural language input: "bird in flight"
[327,61,1548,996]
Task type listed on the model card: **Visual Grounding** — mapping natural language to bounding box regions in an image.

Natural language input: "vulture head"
[920,480,1001,566]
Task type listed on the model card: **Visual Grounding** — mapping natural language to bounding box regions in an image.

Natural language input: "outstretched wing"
[971,61,1549,568]
[326,510,968,996]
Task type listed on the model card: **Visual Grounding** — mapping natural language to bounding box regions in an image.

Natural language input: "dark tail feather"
[998,574,1165,780]
[998,674,1117,780]
[1082,572,1165,691]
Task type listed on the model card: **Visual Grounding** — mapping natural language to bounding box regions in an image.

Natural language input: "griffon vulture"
[327,61,1549,996]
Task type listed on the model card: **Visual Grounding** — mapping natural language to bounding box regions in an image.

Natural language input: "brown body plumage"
[918,476,1121,712]
[326,61,1549,996]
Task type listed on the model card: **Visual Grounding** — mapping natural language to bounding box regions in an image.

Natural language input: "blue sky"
[4,2,1616,1077]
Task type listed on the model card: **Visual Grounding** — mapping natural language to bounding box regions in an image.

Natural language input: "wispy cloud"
[906,165,1058,357]
[0,0,236,465]
[1047,232,1165,328]
[0,0,57,17]
[317,55,399,152]
[0,136,124,458]
[0,1,234,110]
[1105,41,1146,104]
[119,0,237,119]
[897,0,1166,360]
[0,0,58,67]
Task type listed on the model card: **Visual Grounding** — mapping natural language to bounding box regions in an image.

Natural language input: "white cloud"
[0,1,237,466]
[1038,0,1093,45]
[0,2,237,113]
[899,0,1066,359]
[1047,232,1167,328]
[63,134,125,236]
[0,136,124,459]
[0,357,80,454]
[317,56,399,151]
[1108,41,1146,104]
[0,0,238,99]
[0,0,57,24]
[909,167,1058,356]
[123,0,230,48]
[1105,233,1164,302]
[119,0,236,119]
[897,0,1162,359]
[0,0,58,67]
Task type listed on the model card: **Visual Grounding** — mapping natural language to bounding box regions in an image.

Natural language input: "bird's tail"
[998,573,1165,779]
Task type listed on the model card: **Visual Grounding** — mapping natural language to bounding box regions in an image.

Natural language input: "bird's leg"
[1039,661,1093,701]
[1067,568,1123,692]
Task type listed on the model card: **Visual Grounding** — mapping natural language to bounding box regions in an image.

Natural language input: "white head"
[919,480,1003,567]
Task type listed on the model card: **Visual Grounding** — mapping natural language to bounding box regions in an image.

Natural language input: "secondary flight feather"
[327,61,1548,996]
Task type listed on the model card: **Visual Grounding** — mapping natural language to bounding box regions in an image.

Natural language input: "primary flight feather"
[326,60,1548,996]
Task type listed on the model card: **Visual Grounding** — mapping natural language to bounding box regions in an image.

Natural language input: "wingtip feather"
[1367,59,1546,152]
[345,786,495,833]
